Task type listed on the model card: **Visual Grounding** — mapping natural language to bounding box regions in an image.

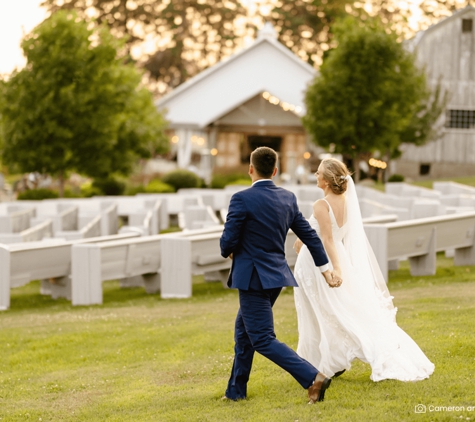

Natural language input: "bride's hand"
[293,239,303,254]
[323,270,342,288]
[333,268,342,280]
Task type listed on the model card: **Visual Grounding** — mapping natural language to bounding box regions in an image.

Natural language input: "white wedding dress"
[293,178,435,382]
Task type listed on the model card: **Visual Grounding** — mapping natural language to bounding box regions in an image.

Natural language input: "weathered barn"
[395,5,475,179]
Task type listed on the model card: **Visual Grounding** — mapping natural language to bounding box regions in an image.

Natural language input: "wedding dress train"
[293,179,434,382]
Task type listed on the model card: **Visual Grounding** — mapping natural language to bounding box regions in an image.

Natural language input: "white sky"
[0,0,48,75]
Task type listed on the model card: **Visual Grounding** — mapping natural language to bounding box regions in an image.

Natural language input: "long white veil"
[342,176,395,315]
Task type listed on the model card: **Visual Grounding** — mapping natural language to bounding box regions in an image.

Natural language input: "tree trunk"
[353,156,360,183]
[58,170,64,198]
[383,149,391,183]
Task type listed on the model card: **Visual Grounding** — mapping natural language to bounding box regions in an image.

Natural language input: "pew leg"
[388,259,400,271]
[204,270,230,289]
[161,238,192,298]
[142,273,161,294]
[47,276,72,300]
[119,273,160,294]
[445,249,455,258]
[0,247,10,310]
[71,244,103,306]
[454,245,475,266]
[408,228,436,277]
[40,279,52,295]
[119,275,144,289]
[409,253,436,276]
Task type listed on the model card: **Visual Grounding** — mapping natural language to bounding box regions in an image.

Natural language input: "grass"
[361,175,475,192]
[1,255,475,421]
[410,175,475,190]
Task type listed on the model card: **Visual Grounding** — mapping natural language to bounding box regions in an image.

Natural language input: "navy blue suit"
[220,179,329,399]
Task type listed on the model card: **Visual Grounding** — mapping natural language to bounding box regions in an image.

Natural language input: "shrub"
[161,169,201,191]
[92,178,126,196]
[210,173,249,189]
[145,180,175,193]
[388,174,405,183]
[226,179,252,187]
[17,189,59,200]
[80,184,102,198]
[63,188,83,198]
[124,185,147,196]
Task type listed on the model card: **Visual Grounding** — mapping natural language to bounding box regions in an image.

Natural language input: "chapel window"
[462,19,473,33]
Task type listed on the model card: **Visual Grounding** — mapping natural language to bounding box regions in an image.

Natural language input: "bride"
[293,158,435,382]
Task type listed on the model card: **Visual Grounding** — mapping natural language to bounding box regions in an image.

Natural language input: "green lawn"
[1,255,475,421]
[411,175,475,190]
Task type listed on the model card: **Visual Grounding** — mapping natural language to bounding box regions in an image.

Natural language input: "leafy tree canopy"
[1,11,168,195]
[267,0,412,68]
[41,0,247,94]
[40,0,425,94]
[303,17,446,180]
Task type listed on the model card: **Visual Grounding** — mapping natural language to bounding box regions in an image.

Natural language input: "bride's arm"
[313,200,342,278]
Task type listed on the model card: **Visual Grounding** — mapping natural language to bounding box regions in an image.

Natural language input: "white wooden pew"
[0,207,36,233]
[364,211,475,282]
[162,228,301,298]
[433,181,475,196]
[70,226,225,305]
[71,235,164,306]
[0,219,54,244]
[0,232,140,310]
[32,204,79,233]
[161,232,230,298]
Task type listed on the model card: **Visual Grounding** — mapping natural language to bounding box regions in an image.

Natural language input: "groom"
[220,146,341,403]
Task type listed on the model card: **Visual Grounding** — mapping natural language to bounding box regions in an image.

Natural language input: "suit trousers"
[225,269,318,400]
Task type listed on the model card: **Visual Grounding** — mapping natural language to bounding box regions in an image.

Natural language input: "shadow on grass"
[389,254,475,290]
[7,255,474,313]
[6,276,235,314]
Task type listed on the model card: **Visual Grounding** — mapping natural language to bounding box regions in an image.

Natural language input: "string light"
[210,148,218,156]
[262,91,302,115]
[369,158,387,169]
[171,136,179,143]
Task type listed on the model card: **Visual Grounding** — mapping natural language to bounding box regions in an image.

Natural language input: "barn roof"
[408,5,475,50]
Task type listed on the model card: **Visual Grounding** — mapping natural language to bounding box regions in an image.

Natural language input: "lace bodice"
[307,200,348,242]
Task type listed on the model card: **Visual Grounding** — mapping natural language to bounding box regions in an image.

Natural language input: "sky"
[0,0,48,75]
[0,0,432,77]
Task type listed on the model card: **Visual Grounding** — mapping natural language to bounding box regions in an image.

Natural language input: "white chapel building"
[156,24,320,177]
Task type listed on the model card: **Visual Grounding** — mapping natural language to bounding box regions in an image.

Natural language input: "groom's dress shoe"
[221,395,243,402]
[308,372,331,404]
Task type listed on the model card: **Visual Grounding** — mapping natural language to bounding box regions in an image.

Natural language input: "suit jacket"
[220,180,329,290]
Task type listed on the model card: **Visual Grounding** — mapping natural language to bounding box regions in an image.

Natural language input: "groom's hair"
[251,147,277,178]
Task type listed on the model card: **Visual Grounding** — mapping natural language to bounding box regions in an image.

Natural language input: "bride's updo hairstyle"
[320,158,351,195]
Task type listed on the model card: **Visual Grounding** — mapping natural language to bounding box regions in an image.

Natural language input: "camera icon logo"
[415,404,427,413]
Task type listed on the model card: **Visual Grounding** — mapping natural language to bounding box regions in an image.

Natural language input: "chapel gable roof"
[156,23,317,129]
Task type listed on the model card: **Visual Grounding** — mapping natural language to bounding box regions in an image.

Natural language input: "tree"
[0,79,5,155]
[242,0,414,69]
[303,17,446,182]
[419,0,471,29]
[1,11,168,196]
[41,0,246,94]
